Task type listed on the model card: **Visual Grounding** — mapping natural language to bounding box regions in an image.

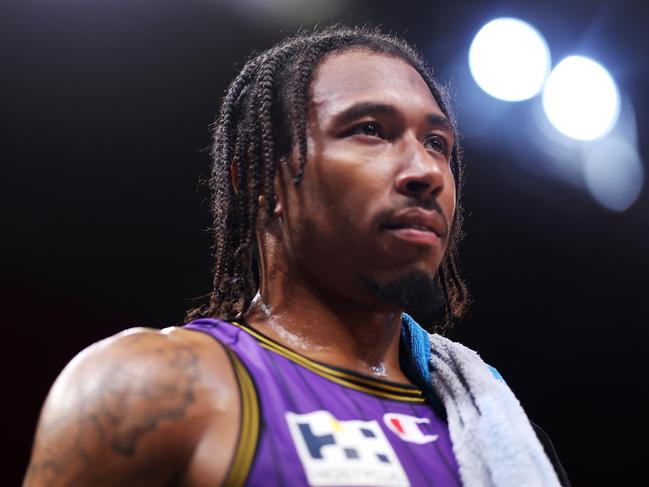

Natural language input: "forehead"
[310,49,442,116]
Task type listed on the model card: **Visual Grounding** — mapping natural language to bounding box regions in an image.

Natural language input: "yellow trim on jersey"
[232,321,426,403]
[222,347,260,487]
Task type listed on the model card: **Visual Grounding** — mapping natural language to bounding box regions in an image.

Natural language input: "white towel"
[428,333,562,487]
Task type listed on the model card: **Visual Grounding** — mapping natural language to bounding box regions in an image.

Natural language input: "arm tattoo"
[25,338,200,485]
[103,344,199,456]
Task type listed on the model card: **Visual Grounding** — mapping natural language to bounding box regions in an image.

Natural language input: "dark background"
[4,0,647,485]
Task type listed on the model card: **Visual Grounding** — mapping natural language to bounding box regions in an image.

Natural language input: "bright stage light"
[542,56,620,140]
[468,18,550,101]
[584,137,644,212]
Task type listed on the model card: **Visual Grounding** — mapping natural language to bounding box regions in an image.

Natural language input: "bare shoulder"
[24,326,240,487]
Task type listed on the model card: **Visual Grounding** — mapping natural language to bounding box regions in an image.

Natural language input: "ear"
[273,198,283,218]
[256,195,283,220]
[272,157,289,219]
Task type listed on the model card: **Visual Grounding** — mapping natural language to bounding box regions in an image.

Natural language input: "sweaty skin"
[24,50,455,486]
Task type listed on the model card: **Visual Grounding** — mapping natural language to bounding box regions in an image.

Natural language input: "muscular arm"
[24,327,239,487]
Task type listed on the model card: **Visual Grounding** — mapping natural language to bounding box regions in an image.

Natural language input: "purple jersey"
[185,318,461,487]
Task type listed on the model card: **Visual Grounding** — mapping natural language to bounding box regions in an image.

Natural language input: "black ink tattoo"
[24,335,201,486]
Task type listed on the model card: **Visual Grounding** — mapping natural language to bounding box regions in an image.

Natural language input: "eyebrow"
[426,113,454,132]
[329,101,454,132]
[330,102,397,127]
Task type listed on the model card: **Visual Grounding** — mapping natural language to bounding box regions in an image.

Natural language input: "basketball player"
[24,26,569,486]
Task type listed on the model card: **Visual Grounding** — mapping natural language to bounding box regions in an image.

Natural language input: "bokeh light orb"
[469,18,551,101]
[584,137,644,212]
[542,56,620,140]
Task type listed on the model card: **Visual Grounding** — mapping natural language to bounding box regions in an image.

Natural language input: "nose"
[394,138,445,200]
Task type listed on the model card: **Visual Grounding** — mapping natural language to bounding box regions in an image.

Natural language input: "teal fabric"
[399,313,444,414]
[488,365,505,382]
[400,313,505,398]
[400,313,432,384]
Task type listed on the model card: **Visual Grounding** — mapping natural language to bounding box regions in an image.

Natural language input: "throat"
[244,299,407,382]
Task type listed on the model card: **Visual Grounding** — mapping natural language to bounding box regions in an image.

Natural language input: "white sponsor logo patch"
[285,410,410,486]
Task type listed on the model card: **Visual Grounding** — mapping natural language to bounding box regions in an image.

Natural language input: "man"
[24,26,569,486]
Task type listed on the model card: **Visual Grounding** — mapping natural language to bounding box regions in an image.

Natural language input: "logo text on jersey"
[285,410,410,487]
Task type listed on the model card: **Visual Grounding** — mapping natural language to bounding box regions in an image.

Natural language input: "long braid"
[289,43,323,184]
[257,57,282,214]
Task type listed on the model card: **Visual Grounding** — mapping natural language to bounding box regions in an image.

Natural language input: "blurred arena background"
[3,0,647,484]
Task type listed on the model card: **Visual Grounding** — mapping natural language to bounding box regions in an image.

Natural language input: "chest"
[240,348,461,487]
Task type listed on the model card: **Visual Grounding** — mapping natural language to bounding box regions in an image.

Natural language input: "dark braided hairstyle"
[187,25,469,332]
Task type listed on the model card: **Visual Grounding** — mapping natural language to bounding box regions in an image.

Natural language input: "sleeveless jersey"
[185,318,461,487]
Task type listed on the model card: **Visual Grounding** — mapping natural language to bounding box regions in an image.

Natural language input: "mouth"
[383,225,442,246]
[381,208,447,247]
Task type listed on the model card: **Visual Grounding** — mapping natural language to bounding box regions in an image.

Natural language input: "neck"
[244,269,409,383]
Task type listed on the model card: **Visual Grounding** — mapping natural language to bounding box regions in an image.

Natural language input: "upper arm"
[24,327,238,487]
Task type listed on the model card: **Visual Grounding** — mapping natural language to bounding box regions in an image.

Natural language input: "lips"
[382,208,447,238]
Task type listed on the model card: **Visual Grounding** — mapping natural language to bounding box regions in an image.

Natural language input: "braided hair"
[187,25,469,332]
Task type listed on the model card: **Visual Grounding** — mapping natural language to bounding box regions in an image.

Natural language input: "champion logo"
[383,413,439,444]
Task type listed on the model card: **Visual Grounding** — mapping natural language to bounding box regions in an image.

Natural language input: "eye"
[424,134,449,155]
[350,121,384,138]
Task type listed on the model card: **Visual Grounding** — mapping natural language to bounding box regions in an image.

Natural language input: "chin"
[359,270,444,325]
[382,260,441,282]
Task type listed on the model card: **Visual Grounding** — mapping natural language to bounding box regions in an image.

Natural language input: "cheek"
[310,148,389,222]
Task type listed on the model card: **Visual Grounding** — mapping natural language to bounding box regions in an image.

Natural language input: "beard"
[361,271,445,330]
